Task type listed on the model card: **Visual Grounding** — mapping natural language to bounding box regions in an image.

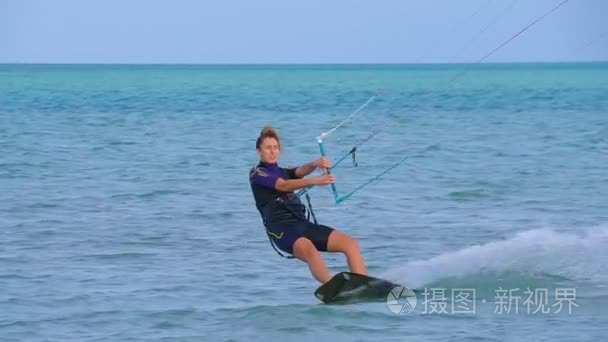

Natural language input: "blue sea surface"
[1,63,607,341]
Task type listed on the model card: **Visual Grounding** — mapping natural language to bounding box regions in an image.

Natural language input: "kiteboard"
[314,272,403,304]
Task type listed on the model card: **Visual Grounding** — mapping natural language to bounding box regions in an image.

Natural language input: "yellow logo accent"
[255,168,269,177]
[250,167,269,178]
[267,231,284,239]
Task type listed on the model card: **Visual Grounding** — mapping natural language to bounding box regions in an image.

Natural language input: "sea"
[1,63,607,341]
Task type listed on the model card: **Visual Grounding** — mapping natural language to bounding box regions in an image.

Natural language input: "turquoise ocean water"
[1,63,607,341]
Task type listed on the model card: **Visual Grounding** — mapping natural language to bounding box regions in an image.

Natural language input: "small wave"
[448,189,489,199]
[110,190,182,199]
[213,303,391,320]
[70,252,158,261]
[143,308,199,319]
[138,190,181,199]
[108,140,137,146]
[27,202,60,209]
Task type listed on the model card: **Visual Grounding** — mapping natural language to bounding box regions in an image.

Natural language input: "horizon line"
[1,59,607,66]
[0,59,608,66]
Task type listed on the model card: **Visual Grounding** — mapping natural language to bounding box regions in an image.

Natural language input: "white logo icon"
[387,286,417,315]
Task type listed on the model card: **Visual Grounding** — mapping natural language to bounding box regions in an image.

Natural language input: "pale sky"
[1,0,607,64]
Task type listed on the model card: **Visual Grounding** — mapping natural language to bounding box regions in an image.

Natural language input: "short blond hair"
[256,125,281,149]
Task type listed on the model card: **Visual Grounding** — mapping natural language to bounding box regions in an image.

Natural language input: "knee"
[342,235,361,255]
[293,238,318,260]
[348,237,361,254]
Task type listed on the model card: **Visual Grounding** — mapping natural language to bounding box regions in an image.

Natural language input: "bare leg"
[292,237,332,284]
[327,230,368,275]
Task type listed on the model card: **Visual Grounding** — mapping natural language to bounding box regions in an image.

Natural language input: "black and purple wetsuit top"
[249,161,307,226]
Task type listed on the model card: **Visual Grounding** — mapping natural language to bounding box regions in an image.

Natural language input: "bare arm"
[295,157,332,178]
[294,161,316,178]
[275,174,335,192]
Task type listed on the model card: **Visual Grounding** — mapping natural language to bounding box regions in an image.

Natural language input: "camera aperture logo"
[387,286,417,315]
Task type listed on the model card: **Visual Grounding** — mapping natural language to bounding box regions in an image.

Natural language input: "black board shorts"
[265,219,335,255]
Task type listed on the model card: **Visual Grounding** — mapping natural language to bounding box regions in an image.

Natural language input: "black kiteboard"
[314,272,403,304]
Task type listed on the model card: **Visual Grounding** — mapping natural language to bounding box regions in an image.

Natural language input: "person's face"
[257,137,280,164]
